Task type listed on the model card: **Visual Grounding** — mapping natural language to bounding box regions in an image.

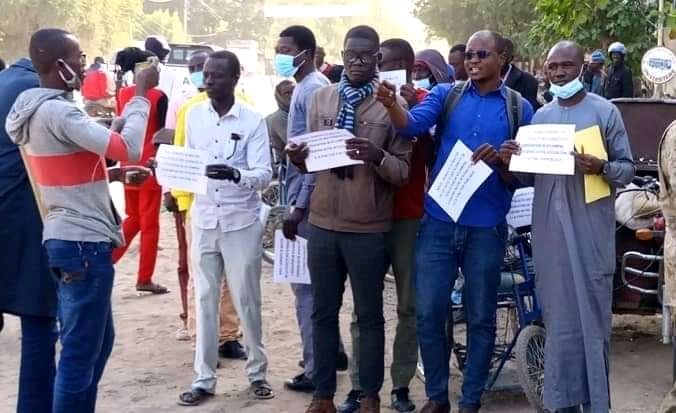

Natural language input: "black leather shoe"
[337,390,362,413]
[336,351,348,371]
[391,388,415,412]
[218,340,247,360]
[284,373,315,393]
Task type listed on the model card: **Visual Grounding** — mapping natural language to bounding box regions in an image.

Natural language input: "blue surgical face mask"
[549,68,585,100]
[190,71,204,88]
[275,51,305,77]
[413,77,431,91]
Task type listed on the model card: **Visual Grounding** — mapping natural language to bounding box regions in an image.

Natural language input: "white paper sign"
[155,144,208,195]
[273,230,311,284]
[508,124,576,175]
[289,129,363,172]
[378,69,407,92]
[429,140,493,221]
[507,187,534,228]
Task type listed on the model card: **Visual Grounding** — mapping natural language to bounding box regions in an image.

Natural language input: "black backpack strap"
[505,86,523,139]
[429,81,470,170]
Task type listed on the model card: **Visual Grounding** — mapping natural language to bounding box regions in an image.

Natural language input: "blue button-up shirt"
[399,82,534,227]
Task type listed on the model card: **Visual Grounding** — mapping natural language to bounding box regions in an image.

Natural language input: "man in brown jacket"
[287,25,411,413]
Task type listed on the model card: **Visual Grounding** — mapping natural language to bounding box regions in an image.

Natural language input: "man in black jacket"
[605,41,634,99]
[502,38,541,110]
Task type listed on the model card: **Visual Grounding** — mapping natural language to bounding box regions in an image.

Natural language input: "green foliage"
[529,0,658,70]
[134,9,188,43]
[413,0,538,57]
[186,0,268,45]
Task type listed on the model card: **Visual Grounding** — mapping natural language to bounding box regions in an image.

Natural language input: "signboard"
[641,47,676,84]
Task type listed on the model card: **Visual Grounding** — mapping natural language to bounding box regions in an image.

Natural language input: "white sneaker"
[175,327,190,341]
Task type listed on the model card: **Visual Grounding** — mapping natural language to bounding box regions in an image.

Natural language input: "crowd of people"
[0,21,641,413]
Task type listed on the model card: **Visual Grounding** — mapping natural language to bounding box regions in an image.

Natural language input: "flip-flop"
[249,380,275,400]
[177,388,213,406]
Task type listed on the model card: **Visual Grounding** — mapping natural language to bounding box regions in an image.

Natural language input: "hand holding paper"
[574,125,610,203]
[288,129,363,172]
[508,124,576,175]
[154,144,208,195]
[428,140,493,221]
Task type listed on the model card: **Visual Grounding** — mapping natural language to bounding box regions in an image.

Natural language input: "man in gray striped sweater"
[6,28,158,413]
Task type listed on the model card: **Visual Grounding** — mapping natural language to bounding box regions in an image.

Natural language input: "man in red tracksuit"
[112,49,169,294]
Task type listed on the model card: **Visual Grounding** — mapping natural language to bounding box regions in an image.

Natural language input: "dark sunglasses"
[465,50,492,60]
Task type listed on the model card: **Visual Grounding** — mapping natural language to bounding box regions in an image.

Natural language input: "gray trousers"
[291,283,345,379]
[348,218,420,390]
[191,221,268,393]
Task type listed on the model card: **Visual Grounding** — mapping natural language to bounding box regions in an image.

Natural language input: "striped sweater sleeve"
[55,96,150,162]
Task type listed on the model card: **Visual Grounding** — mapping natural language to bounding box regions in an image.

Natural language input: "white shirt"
[185,99,272,232]
[157,63,184,100]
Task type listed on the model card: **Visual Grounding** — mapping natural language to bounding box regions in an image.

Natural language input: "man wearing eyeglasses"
[376,30,533,413]
[286,25,411,413]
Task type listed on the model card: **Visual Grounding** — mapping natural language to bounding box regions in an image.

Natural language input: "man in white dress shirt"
[176,50,274,407]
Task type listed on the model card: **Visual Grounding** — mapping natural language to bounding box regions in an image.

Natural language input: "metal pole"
[184,0,190,41]
[656,0,666,97]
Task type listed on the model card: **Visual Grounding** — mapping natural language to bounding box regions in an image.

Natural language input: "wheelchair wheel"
[515,325,548,413]
[261,206,285,264]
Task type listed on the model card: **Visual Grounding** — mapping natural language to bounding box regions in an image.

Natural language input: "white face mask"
[57,59,81,90]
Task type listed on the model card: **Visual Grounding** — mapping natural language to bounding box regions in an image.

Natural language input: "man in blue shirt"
[376,30,533,413]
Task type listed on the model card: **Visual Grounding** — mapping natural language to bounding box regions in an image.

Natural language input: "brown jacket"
[306,83,411,233]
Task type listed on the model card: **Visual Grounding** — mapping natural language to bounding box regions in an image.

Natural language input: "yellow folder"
[574,125,610,204]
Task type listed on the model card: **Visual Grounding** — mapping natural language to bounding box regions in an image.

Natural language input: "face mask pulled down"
[413,77,431,91]
[58,59,81,90]
[549,68,584,100]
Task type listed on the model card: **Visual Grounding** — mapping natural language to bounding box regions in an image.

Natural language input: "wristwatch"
[601,161,609,176]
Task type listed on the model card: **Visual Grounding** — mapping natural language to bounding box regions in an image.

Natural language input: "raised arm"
[376,82,450,138]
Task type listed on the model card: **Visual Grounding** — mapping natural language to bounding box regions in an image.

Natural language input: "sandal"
[136,282,169,294]
[249,380,275,400]
[177,388,213,406]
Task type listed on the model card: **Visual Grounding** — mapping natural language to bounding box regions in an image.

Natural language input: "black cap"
[145,35,171,60]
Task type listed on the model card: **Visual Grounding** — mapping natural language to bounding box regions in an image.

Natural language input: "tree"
[528,0,658,70]
[0,0,144,61]
[413,0,537,57]
[186,0,268,44]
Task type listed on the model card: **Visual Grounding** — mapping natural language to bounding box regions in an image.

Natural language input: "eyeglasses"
[464,50,492,60]
[342,50,380,64]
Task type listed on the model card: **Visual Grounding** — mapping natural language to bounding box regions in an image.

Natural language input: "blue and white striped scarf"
[333,71,377,179]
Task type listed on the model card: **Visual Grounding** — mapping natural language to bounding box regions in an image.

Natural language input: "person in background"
[502,38,541,110]
[145,35,182,100]
[412,49,451,92]
[582,50,607,97]
[176,50,273,406]
[604,41,633,99]
[287,25,412,413]
[111,47,169,295]
[376,30,533,413]
[266,79,295,176]
[337,37,424,413]
[500,40,634,413]
[163,51,247,358]
[275,25,349,394]
[315,46,344,83]
[0,56,58,413]
[6,27,157,413]
[448,44,468,81]
[81,56,116,114]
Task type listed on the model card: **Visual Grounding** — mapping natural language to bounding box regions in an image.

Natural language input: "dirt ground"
[0,211,673,413]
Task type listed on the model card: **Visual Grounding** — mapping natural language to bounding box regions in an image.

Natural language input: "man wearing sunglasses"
[376,30,533,413]
[287,25,411,413]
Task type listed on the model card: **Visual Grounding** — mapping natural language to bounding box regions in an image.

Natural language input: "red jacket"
[392,87,429,220]
[81,69,109,101]
[116,86,168,191]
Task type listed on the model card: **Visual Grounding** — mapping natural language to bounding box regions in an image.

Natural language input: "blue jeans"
[44,240,116,413]
[18,315,58,413]
[415,216,507,410]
